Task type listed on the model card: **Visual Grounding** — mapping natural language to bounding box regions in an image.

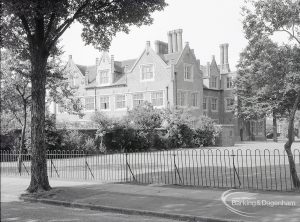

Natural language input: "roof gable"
[129,46,168,73]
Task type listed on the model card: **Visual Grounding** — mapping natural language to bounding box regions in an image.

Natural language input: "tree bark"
[18,103,27,174]
[284,90,300,189]
[27,49,51,192]
[272,111,278,142]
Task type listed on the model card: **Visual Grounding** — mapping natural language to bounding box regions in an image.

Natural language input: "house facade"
[201,43,265,141]
[49,29,265,142]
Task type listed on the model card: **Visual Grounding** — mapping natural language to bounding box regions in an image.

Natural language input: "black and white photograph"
[1,0,300,221]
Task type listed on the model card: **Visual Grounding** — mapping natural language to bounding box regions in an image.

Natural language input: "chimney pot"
[146,41,151,49]
[68,55,72,60]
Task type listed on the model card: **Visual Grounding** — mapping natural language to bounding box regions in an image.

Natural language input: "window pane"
[141,65,154,80]
[151,91,163,106]
[100,96,109,110]
[116,95,126,109]
[133,93,144,107]
[85,97,95,110]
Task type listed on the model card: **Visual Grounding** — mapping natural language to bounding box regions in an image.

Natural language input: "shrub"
[102,124,150,153]
[193,116,221,147]
[127,101,162,130]
[162,108,195,148]
[61,130,83,150]
[83,137,96,153]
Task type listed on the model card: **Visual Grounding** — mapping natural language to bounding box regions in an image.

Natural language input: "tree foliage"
[240,0,300,188]
[2,0,167,192]
[127,101,162,130]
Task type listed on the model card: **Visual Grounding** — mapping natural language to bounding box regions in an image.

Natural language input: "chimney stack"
[172,30,177,53]
[146,41,151,51]
[167,29,183,53]
[167,31,173,53]
[219,43,230,74]
[219,44,224,65]
[68,55,72,60]
[224,43,229,65]
[96,58,99,66]
[154,40,160,54]
[176,29,183,51]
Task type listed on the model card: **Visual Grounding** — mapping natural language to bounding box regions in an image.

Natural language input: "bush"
[127,101,162,130]
[102,124,150,153]
[193,116,221,146]
[61,130,83,150]
[89,108,221,152]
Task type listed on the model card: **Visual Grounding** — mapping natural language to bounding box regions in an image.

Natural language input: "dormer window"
[184,64,193,82]
[99,70,109,85]
[140,64,154,81]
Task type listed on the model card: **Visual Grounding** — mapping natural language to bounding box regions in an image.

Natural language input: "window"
[133,93,144,107]
[211,76,217,88]
[116,95,126,109]
[85,97,95,111]
[100,96,110,110]
[141,64,154,81]
[99,70,109,85]
[184,64,193,81]
[226,77,233,89]
[191,92,198,107]
[211,98,218,111]
[151,91,163,106]
[203,97,208,110]
[225,98,234,111]
[177,91,187,106]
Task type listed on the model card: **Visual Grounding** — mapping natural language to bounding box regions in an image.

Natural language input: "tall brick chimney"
[167,31,173,53]
[176,29,183,51]
[219,43,230,74]
[172,30,177,53]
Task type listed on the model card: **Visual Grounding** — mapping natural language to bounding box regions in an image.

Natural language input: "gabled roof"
[76,65,88,76]
[128,47,168,73]
[160,52,181,65]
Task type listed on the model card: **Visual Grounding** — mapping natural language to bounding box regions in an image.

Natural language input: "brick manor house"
[49,29,266,142]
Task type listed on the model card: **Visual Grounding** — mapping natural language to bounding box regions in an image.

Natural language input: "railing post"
[50,158,53,178]
[173,153,177,184]
[85,152,87,180]
[231,151,241,188]
[126,153,128,182]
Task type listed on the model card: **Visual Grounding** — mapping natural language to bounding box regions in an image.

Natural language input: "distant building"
[49,29,265,142]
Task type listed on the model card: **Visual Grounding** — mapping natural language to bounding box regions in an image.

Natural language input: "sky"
[60,0,249,69]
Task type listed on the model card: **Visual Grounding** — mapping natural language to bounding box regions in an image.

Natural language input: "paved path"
[4,176,300,222]
[1,177,177,222]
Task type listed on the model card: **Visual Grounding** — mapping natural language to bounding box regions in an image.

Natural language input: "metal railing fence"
[1,148,300,191]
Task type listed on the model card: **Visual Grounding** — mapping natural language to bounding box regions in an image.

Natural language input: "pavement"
[3,177,300,222]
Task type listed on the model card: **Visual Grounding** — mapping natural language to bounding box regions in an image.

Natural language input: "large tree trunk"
[284,90,300,189]
[18,104,27,174]
[272,111,278,142]
[27,49,51,192]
